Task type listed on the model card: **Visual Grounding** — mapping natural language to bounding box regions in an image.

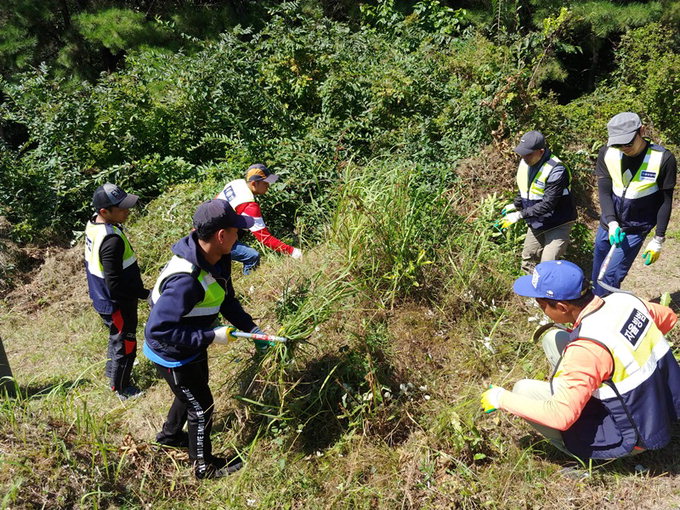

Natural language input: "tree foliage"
[0,0,678,242]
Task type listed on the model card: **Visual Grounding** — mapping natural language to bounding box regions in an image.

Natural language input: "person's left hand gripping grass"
[481,384,506,414]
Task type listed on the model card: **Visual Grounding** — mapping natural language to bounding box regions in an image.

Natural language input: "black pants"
[154,354,216,473]
[99,301,138,391]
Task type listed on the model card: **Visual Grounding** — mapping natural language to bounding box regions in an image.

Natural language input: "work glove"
[213,326,238,345]
[499,211,522,230]
[641,236,664,265]
[501,203,517,216]
[480,385,506,414]
[607,221,626,246]
[146,291,154,308]
[251,326,273,354]
[291,248,303,260]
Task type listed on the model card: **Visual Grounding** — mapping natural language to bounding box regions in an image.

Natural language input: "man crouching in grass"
[144,200,269,479]
[481,260,680,460]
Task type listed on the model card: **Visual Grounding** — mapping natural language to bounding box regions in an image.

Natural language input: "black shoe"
[155,431,189,448]
[194,455,243,479]
[116,386,144,401]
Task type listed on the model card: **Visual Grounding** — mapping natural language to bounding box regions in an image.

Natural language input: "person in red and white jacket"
[216,164,302,274]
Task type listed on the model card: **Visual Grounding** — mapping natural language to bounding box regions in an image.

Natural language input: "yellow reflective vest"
[557,293,680,458]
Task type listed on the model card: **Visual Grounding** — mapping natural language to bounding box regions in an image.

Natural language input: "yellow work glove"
[480,385,506,414]
[213,326,238,345]
[641,236,664,266]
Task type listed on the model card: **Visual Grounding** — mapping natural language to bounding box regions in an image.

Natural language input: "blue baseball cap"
[514,130,546,156]
[513,260,587,300]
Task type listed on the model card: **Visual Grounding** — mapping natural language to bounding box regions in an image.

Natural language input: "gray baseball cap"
[514,131,545,156]
[92,183,138,210]
[607,112,641,146]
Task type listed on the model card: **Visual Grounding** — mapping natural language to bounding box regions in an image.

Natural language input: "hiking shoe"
[155,431,189,448]
[194,455,243,479]
[116,386,144,401]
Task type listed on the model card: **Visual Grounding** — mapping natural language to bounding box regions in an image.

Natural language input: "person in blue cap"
[481,260,680,459]
[144,200,271,479]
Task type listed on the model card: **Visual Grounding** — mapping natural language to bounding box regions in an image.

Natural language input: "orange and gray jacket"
[557,293,680,459]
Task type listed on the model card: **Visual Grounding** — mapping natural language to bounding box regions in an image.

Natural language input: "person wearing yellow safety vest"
[144,200,270,479]
[481,260,680,460]
[84,183,150,400]
[500,131,577,274]
[592,112,677,296]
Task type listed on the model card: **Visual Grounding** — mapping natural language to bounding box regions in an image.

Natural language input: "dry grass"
[2,196,680,509]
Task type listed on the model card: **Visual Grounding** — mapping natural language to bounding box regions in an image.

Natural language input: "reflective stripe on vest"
[219,179,254,210]
[151,256,226,318]
[84,221,137,278]
[603,144,664,200]
[563,293,670,401]
[517,156,570,201]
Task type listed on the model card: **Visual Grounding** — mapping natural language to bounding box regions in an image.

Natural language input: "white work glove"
[213,326,238,345]
[501,203,517,216]
[607,221,626,246]
[291,248,303,259]
[641,236,664,265]
[499,211,523,229]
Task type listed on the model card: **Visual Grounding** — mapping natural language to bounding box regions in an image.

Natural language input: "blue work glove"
[251,326,272,354]
[641,236,664,265]
[607,221,626,246]
[480,384,506,414]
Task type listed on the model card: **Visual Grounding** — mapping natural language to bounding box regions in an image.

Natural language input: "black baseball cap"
[193,199,254,236]
[514,131,546,156]
[92,183,139,210]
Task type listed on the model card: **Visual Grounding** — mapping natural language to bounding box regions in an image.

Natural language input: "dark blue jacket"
[514,150,577,231]
[144,232,256,365]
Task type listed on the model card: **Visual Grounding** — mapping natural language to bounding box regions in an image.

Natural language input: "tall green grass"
[331,160,457,308]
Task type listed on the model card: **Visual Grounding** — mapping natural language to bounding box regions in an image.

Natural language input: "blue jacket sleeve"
[521,164,569,219]
[219,277,257,332]
[145,273,216,349]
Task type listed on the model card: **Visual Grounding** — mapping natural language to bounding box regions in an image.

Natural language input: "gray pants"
[521,222,574,274]
[511,329,571,452]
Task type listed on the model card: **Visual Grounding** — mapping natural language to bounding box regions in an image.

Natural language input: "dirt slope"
[621,199,680,305]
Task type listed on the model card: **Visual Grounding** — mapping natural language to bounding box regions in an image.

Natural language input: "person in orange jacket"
[481,260,680,459]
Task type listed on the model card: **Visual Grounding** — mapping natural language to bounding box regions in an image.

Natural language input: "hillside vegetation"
[1,1,680,508]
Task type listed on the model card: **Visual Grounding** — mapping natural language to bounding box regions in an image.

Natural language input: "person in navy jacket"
[499,131,577,273]
[144,200,266,479]
[592,112,677,295]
